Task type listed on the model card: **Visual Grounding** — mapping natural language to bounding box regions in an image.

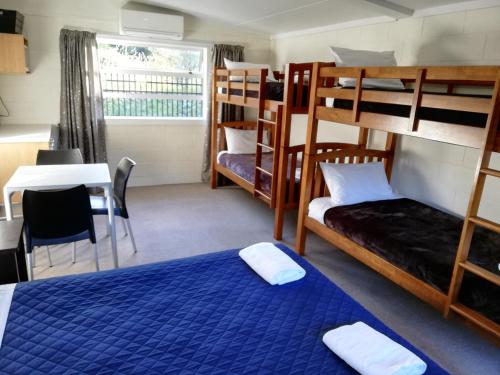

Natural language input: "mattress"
[333,88,492,128]
[218,152,301,195]
[323,198,500,323]
[218,152,275,193]
[0,245,447,374]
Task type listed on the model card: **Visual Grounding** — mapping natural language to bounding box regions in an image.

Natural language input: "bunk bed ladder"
[254,117,277,205]
[254,70,276,205]
[445,75,500,337]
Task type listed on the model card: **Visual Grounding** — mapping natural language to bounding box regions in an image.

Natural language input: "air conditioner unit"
[120,9,184,41]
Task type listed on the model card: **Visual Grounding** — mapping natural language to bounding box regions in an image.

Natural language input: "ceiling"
[138,0,499,35]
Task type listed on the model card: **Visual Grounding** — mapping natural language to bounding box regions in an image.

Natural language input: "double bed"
[0,245,447,374]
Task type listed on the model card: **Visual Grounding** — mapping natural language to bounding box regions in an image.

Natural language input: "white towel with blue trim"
[323,322,427,375]
[239,242,306,285]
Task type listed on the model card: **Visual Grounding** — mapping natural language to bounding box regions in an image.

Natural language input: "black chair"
[90,157,138,253]
[35,148,84,267]
[23,185,99,280]
[36,149,84,165]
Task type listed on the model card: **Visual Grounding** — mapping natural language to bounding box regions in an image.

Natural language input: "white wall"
[271,8,500,222]
[0,0,272,186]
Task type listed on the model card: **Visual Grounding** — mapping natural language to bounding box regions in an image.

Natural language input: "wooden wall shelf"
[0,33,29,74]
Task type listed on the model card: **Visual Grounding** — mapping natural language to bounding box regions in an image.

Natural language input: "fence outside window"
[101,69,204,118]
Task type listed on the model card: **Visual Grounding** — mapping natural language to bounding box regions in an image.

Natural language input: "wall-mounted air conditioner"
[120,8,184,41]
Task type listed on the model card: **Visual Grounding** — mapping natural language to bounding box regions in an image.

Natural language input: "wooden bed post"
[384,132,397,181]
[210,66,219,189]
[357,128,369,148]
[295,62,323,255]
[274,64,295,240]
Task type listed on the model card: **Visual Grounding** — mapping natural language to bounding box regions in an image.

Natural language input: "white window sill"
[105,117,206,126]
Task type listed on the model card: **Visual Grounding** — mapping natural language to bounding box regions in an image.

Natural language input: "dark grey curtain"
[201,44,244,182]
[59,29,107,163]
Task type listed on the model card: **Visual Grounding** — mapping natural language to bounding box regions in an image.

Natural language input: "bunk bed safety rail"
[313,65,500,151]
[285,63,316,113]
[214,67,270,109]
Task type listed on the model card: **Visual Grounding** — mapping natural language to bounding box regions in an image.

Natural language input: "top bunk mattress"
[322,198,500,323]
[0,245,447,374]
[332,88,494,128]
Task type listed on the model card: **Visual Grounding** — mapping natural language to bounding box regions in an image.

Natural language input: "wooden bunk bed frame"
[295,63,500,338]
[210,63,351,239]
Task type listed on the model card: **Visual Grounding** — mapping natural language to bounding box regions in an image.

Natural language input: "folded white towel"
[323,322,427,375]
[239,242,306,285]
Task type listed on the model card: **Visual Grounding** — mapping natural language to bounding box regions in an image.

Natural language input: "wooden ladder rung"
[256,166,272,177]
[460,261,500,286]
[469,216,500,234]
[254,188,271,200]
[480,168,500,178]
[258,118,276,125]
[257,142,274,151]
[449,303,500,338]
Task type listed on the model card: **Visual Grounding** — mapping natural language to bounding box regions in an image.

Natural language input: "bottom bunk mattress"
[0,245,447,374]
[218,152,299,195]
[322,198,500,323]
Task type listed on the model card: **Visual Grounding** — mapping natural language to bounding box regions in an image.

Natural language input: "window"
[98,39,206,119]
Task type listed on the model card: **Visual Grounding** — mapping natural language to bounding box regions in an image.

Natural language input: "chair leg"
[122,217,128,236]
[93,243,100,272]
[26,252,34,281]
[46,246,53,267]
[72,242,77,264]
[125,219,138,253]
[13,252,20,283]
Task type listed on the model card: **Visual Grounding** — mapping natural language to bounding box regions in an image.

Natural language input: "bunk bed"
[295,63,500,338]
[210,63,355,239]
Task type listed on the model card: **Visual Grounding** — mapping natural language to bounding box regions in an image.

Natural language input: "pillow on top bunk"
[329,46,405,90]
[224,58,276,82]
[320,162,398,206]
[225,127,271,154]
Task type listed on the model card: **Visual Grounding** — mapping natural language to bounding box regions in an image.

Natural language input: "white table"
[2,164,118,269]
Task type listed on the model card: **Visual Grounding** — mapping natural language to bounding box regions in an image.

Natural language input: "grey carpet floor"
[6,183,499,374]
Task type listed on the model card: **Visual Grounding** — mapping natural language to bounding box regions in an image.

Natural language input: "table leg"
[105,184,118,268]
[104,188,110,236]
[3,188,14,221]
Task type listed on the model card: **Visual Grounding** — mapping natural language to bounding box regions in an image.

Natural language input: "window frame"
[96,35,209,122]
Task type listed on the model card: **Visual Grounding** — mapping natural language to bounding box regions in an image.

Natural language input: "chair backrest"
[113,157,136,218]
[36,149,83,165]
[22,185,96,248]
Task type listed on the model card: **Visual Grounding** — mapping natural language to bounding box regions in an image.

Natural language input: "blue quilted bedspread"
[0,245,447,374]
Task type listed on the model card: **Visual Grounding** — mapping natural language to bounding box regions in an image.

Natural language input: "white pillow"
[329,46,405,90]
[224,58,276,82]
[320,162,397,206]
[224,127,271,154]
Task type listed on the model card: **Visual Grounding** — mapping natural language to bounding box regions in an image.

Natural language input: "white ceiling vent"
[120,8,184,41]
